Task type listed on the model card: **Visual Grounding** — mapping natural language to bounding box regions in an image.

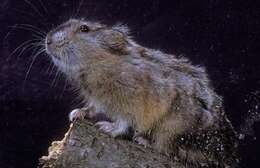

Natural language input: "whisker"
[8,25,46,38]
[24,0,45,21]
[64,48,71,75]
[32,38,45,45]
[16,43,36,59]
[69,0,79,20]
[4,25,17,41]
[71,0,76,19]
[13,8,38,19]
[17,40,43,57]
[5,23,46,46]
[7,39,40,60]
[74,0,84,18]
[49,62,56,75]
[59,79,68,99]
[13,42,41,66]
[31,40,45,47]
[18,23,47,34]
[51,68,61,88]
[45,61,54,75]
[51,57,62,87]
[37,0,49,16]
[23,48,45,89]
[51,48,70,88]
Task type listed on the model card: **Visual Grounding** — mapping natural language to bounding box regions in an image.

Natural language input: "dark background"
[0,0,260,167]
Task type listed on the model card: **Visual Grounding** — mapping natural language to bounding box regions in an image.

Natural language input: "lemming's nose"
[46,35,52,45]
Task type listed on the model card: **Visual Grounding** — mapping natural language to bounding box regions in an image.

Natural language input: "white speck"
[68,139,76,146]
[239,134,245,140]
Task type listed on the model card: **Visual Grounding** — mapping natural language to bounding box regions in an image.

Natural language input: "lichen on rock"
[39,120,183,168]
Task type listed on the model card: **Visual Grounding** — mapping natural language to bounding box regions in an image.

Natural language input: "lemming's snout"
[46,30,68,47]
[46,34,52,45]
[53,31,66,44]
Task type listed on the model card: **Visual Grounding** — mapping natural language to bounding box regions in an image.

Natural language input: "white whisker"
[23,48,45,89]
[24,0,45,20]
[7,39,40,60]
[15,44,36,60]
[75,0,84,18]
[37,0,49,16]
[18,23,47,34]
[9,24,46,37]
[45,61,54,75]
[16,41,42,59]
[51,68,61,88]
[59,79,69,99]
[49,63,56,75]
[13,8,38,19]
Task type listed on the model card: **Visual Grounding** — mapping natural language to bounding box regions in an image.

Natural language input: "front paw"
[69,108,88,122]
[133,135,151,148]
[95,121,118,137]
[95,120,128,138]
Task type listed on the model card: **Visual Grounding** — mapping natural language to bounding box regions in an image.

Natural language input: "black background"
[0,0,260,167]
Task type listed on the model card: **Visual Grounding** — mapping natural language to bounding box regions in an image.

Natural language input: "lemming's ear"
[100,29,128,54]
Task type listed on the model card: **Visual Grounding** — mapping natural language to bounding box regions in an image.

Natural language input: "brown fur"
[45,19,238,167]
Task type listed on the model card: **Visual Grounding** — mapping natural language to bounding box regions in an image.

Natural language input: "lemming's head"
[45,19,104,70]
[45,19,130,72]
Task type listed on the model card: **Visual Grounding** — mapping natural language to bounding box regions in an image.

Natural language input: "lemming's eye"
[79,25,90,32]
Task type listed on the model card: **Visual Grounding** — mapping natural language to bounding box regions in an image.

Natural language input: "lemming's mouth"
[45,36,66,59]
[45,42,58,61]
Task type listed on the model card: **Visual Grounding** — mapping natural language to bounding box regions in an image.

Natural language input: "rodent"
[45,19,238,167]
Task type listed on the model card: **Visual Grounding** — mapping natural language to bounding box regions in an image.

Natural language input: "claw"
[95,121,115,133]
[69,108,87,121]
[95,120,128,138]
[133,135,151,148]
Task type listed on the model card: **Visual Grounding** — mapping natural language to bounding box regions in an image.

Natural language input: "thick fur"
[46,19,238,167]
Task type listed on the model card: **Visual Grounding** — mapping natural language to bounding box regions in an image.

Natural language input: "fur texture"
[45,19,238,167]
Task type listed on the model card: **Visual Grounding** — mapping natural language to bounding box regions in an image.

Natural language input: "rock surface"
[39,120,183,168]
